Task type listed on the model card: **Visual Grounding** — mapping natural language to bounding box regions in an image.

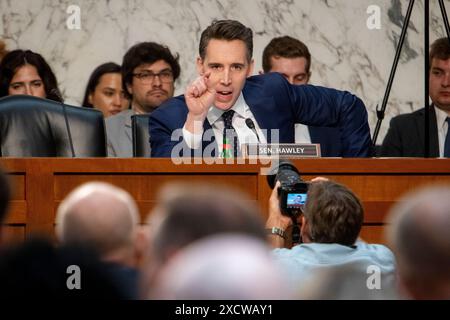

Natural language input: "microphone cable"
[51,89,75,157]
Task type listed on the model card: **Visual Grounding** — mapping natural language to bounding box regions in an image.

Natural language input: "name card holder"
[242,143,321,158]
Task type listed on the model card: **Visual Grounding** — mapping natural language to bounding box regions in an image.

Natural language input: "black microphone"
[51,89,75,157]
[245,118,261,143]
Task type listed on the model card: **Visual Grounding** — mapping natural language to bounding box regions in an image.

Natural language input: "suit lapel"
[416,105,439,156]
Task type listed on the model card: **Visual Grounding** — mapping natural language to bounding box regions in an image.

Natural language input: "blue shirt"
[272,241,396,298]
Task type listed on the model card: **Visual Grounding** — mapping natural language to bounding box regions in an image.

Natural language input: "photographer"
[265,177,397,298]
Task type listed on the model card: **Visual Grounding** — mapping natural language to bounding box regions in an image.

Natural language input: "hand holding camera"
[266,161,329,246]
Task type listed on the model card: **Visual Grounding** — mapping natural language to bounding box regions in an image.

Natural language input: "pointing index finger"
[203,71,215,93]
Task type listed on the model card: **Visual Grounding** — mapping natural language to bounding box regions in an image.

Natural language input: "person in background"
[381,37,450,157]
[386,184,450,299]
[261,36,343,157]
[82,62,129,117]
[106,42,180,157]
[0,49,62,102]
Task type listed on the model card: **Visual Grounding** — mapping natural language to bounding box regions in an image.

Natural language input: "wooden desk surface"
[1,158,450,245]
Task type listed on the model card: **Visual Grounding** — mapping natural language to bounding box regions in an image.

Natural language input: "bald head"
[56,182,139,260]
[387,185,450,299]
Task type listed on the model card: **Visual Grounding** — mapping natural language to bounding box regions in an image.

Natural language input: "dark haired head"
[199,20,253,62]
[149,183,266,264]
[0,49,62,102]
[429,37,450,66]
[262,36,311,74]
[82,62,122,108]
[303,180,364,246]
[122,42,180,99]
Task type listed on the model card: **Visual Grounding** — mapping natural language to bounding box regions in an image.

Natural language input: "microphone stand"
[372,0,414,150]
[372,0,450,158]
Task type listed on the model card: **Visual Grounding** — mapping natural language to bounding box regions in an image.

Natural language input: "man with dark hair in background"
[262,36,312,86]
[265,179,396,298]
[149,19,372,158]
[262,36,343,157]
[382,37,450,157]
[106,42,180,157]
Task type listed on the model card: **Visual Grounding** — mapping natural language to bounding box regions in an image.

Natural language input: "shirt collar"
[434,105,450,129]
[207,92,246,125]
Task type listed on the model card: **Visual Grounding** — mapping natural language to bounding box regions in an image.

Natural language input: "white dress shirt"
[294,124,312,144]
[435,106,450,157]
[182,92,267,156]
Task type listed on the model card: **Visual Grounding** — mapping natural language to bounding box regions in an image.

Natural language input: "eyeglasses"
[132,70,174,83]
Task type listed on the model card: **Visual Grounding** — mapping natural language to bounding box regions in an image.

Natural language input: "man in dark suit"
[381,37,450,157]
[149,20,372,158]
[261,36,342,157]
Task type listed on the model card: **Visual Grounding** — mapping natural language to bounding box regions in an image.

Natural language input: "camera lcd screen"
[286,193,307,209]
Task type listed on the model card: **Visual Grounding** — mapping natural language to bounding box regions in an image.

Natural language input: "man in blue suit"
[149,20,372,158]
[261,36,342,157]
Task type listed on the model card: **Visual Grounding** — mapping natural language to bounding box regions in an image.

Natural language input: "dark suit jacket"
[149,73,371,157]
[381,105,439,157]
[308,126,342,157]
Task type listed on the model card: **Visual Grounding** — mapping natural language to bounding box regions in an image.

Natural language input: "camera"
[267,160,309,218]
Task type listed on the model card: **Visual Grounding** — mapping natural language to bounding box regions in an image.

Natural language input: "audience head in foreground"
[387,184,450,299]
[147,182,266,264]
[55,182,142,269]
[143,182,268,296]
[0,238,129,299]
[151,234,291,299]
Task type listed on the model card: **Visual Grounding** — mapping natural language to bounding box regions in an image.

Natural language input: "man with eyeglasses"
[106,42,180,157]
